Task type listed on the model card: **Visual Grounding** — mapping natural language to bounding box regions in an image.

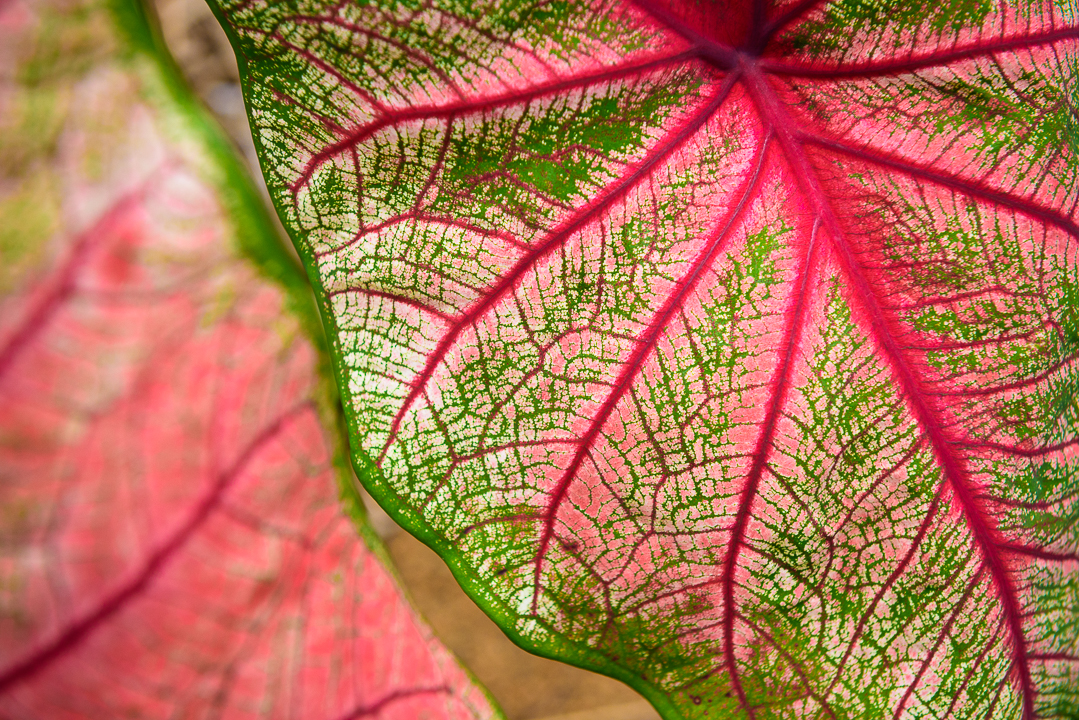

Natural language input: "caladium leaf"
[0,0,499,717]
[209,0,1079,717]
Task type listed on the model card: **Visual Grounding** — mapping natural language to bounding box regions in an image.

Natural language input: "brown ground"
[379,505,658,720]
[151,2,660,718]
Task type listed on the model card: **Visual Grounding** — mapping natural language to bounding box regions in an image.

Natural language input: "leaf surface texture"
[210,0,1079,717]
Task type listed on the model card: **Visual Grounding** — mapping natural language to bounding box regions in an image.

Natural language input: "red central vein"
[717,158,824,719]
[290,50,696,193]
[0,189,146,384]
[742,64,1036,719]
[627,0,738,68]
[379,73,739,462]
[530,127,772,613]
[0,402,313,693]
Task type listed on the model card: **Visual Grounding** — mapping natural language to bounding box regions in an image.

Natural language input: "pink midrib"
[741,64,1035,717]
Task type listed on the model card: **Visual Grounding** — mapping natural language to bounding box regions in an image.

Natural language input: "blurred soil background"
[150,0,660,718]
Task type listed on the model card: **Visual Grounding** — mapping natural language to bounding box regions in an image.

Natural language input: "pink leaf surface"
[0,0,498,717]
[210,0,1079,717]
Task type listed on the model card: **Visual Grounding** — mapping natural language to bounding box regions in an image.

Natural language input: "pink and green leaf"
[209,0,1079,718]
[0,0,499,717]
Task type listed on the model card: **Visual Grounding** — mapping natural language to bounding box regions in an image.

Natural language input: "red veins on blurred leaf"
[0,0,497,717]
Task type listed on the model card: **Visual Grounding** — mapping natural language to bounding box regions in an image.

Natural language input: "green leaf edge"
[99,3,507,716]
[196,2,688,717]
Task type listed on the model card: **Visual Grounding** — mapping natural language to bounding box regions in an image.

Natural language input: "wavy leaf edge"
[205,1,1079,718]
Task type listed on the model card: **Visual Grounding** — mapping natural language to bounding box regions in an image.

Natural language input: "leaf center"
[664,0,755,49]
